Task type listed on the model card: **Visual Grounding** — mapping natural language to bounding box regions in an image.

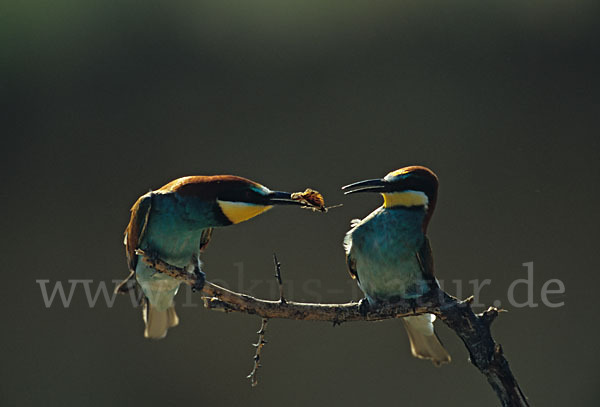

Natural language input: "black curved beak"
[342,178,388,195]
[267,191,306,206]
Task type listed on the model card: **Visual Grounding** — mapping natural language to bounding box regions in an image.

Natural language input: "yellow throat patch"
[382,190,429,208]
[217,200,273,224]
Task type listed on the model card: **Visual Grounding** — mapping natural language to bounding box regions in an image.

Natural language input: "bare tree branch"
[247,318,268,387]
[136,251,529,407]
[273,253,285,304]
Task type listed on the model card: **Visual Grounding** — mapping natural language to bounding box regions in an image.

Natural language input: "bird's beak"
[267,191,306,206]
[342,178,388,195]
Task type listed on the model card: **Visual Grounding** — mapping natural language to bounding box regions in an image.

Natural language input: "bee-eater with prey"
[119,175,317,339]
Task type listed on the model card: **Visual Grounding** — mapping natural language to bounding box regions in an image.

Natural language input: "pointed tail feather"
[402,314,451,366]
[143,303,179,339]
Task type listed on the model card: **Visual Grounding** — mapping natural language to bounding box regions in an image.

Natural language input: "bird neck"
[382,190,429,209]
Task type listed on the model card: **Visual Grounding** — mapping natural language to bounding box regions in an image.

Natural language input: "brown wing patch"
[124,193,152,271]
[158,175,261,197]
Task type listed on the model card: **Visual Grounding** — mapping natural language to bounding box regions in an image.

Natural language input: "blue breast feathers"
[139,192,224,268]
[345,206,429,302]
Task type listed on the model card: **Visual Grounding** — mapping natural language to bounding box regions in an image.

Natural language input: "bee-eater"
[118,175,309,339]
[342,166,451,365]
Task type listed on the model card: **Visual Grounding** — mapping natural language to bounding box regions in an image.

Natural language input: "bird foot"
[192,268,206,292]
[358,298,370,316]
[407,298,418,314]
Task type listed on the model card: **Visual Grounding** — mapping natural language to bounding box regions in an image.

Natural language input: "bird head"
[342,166,439,228]
[160,175,308,225]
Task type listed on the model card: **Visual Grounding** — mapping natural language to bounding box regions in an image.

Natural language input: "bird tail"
[143,302,179,339]
[402,314,451,366]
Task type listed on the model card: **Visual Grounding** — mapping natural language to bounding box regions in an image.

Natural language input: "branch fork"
[136,251,529,407]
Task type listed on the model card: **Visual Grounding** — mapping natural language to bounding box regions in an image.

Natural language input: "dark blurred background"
[3,1,599,406]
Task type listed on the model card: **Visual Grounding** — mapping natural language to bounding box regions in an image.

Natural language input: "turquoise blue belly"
[349,207,430,302]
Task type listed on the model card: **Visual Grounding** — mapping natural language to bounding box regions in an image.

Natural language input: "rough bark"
[136,252,529,407]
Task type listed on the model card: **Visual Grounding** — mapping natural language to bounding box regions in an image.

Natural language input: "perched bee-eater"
[342,166,451,366]
[118,175,310,339]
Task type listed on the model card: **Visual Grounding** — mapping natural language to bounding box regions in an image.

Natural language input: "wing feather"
[416,235,436,282]
[198,227,213,252]
[124,193,153,271]
[343,231,359,282]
